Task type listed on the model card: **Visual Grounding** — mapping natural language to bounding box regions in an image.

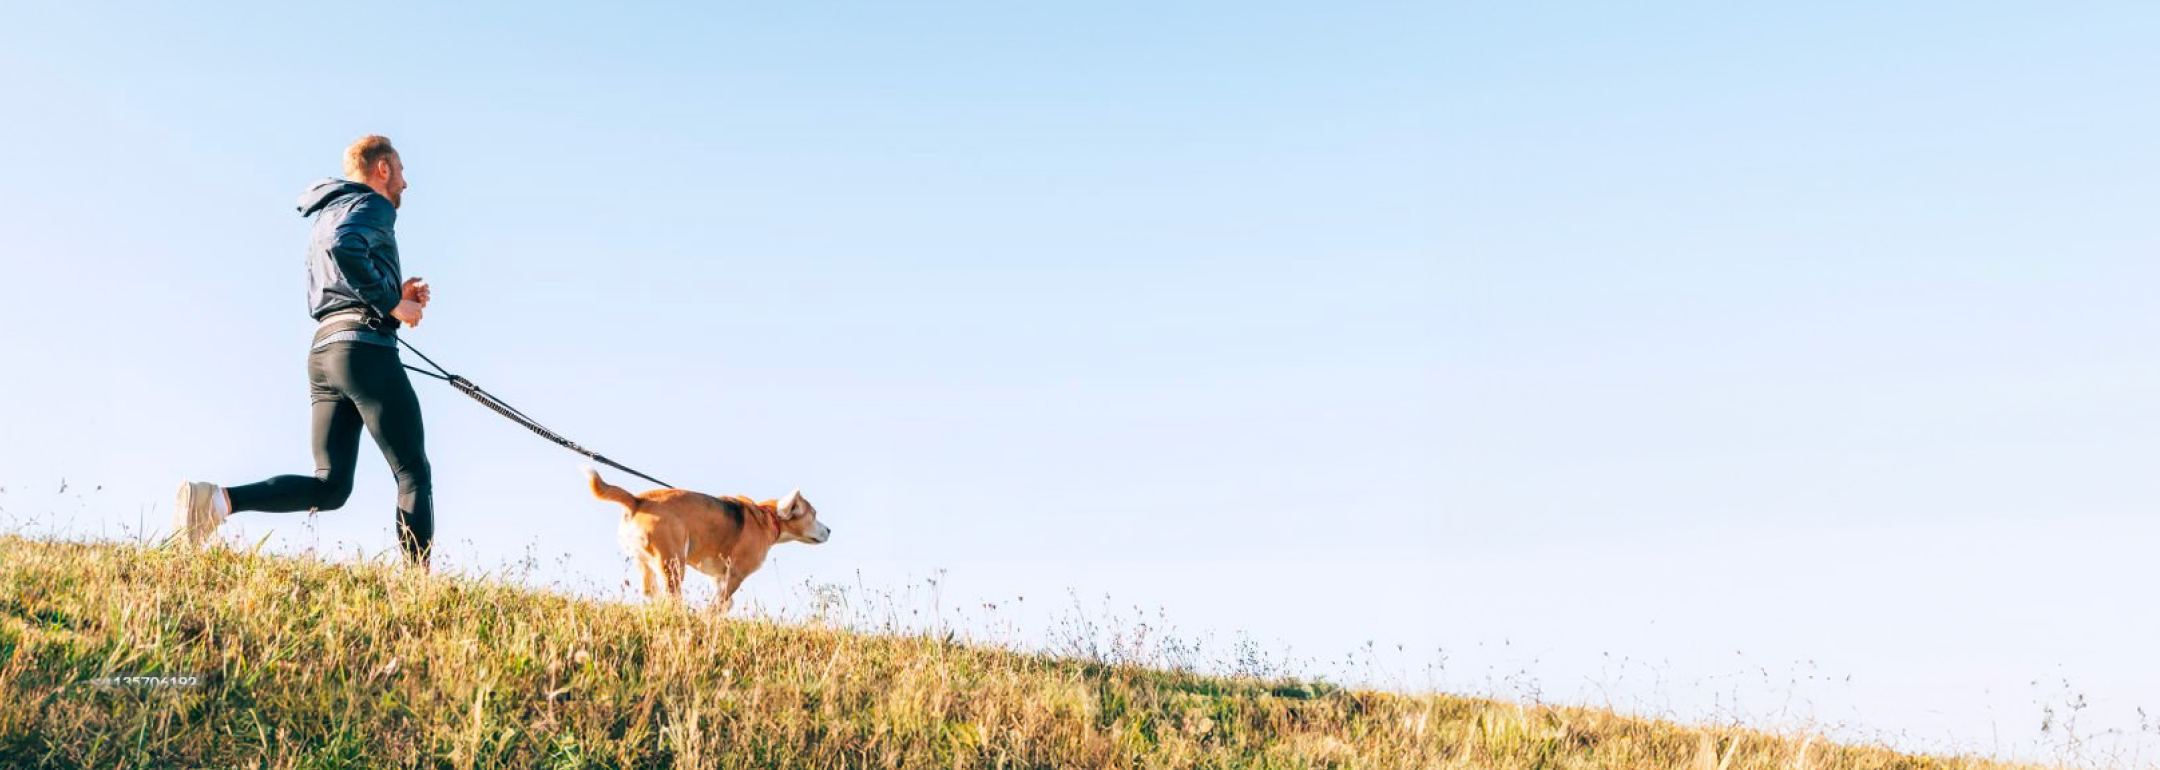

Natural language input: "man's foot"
[172,481,230,545]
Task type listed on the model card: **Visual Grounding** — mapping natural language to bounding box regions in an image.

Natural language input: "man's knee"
[393,459,432,494]
[313,473,356,510]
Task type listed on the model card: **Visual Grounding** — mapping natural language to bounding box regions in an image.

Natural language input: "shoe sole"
[173,481,196,544]
[173,481,214,546]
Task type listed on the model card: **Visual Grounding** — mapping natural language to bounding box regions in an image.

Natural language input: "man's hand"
[392,299,425,329]
[401,277,431,306]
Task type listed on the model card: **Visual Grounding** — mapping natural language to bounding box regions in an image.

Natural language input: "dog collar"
[738,497,786,540]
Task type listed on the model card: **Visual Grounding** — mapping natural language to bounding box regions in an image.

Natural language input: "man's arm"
[328,200,406,323]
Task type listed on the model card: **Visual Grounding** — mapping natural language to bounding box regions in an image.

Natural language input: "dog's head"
[774,489,830,544]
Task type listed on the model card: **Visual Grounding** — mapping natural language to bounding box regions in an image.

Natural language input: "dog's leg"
[716,568,749,615]
[709,564,736,614]
[636,557,659,599]
[663,555,687,601]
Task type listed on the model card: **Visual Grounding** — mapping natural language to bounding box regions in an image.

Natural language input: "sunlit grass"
[0,534,2048,769]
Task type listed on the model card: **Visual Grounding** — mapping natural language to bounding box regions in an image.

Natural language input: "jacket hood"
[297,178,375,217]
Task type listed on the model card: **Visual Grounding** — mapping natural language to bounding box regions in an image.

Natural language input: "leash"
[394,338,676,490]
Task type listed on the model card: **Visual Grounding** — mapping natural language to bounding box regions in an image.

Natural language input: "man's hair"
[343,135,398,181]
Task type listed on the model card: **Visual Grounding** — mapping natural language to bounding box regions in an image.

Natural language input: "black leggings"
[226,341,433,563]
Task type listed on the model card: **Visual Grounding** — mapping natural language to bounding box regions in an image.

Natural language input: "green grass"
[0,535,2045,769]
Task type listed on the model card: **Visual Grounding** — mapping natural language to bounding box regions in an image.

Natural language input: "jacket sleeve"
[329,201,403,321]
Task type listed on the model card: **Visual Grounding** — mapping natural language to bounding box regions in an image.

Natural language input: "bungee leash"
[395,338,675,490]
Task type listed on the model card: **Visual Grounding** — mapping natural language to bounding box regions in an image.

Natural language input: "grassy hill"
[0,535,2039,769]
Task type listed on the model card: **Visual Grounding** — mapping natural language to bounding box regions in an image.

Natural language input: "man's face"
[372,153,408,208]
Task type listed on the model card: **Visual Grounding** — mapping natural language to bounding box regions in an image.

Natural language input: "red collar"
[735,497,786,538]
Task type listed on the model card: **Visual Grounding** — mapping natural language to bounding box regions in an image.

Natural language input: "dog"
[586,468,831,611]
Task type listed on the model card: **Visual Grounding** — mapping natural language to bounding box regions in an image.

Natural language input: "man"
[175,135,437,567]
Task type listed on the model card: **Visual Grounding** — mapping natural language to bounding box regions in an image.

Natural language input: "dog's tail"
[586,466,640,512]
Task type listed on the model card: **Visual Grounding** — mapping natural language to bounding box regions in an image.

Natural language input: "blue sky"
[1,0,2154,761]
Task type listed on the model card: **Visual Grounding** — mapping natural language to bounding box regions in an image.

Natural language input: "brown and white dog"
[586,468,831,611]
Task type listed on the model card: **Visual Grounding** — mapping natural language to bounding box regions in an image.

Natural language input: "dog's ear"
[777,488,808,520]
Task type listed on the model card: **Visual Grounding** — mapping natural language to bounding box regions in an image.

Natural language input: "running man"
[175,135,436,567]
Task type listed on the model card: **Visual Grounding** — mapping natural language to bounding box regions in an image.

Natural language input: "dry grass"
[0,535,2049,769]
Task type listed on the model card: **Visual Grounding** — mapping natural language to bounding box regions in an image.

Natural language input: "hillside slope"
[0,536,2036,769]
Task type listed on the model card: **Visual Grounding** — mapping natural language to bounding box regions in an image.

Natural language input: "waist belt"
[312,310,398,349]
[317,309,395,329]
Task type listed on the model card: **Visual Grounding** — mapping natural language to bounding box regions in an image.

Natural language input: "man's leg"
[224,398,364,513]
[226,344,365,513]
[340,343,434,566]
[180,346,363,544]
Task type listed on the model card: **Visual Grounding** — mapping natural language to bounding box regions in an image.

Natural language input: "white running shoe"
[173,481,230,545]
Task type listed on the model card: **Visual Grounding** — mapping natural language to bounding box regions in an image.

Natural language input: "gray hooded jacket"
[298,179,402,345]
